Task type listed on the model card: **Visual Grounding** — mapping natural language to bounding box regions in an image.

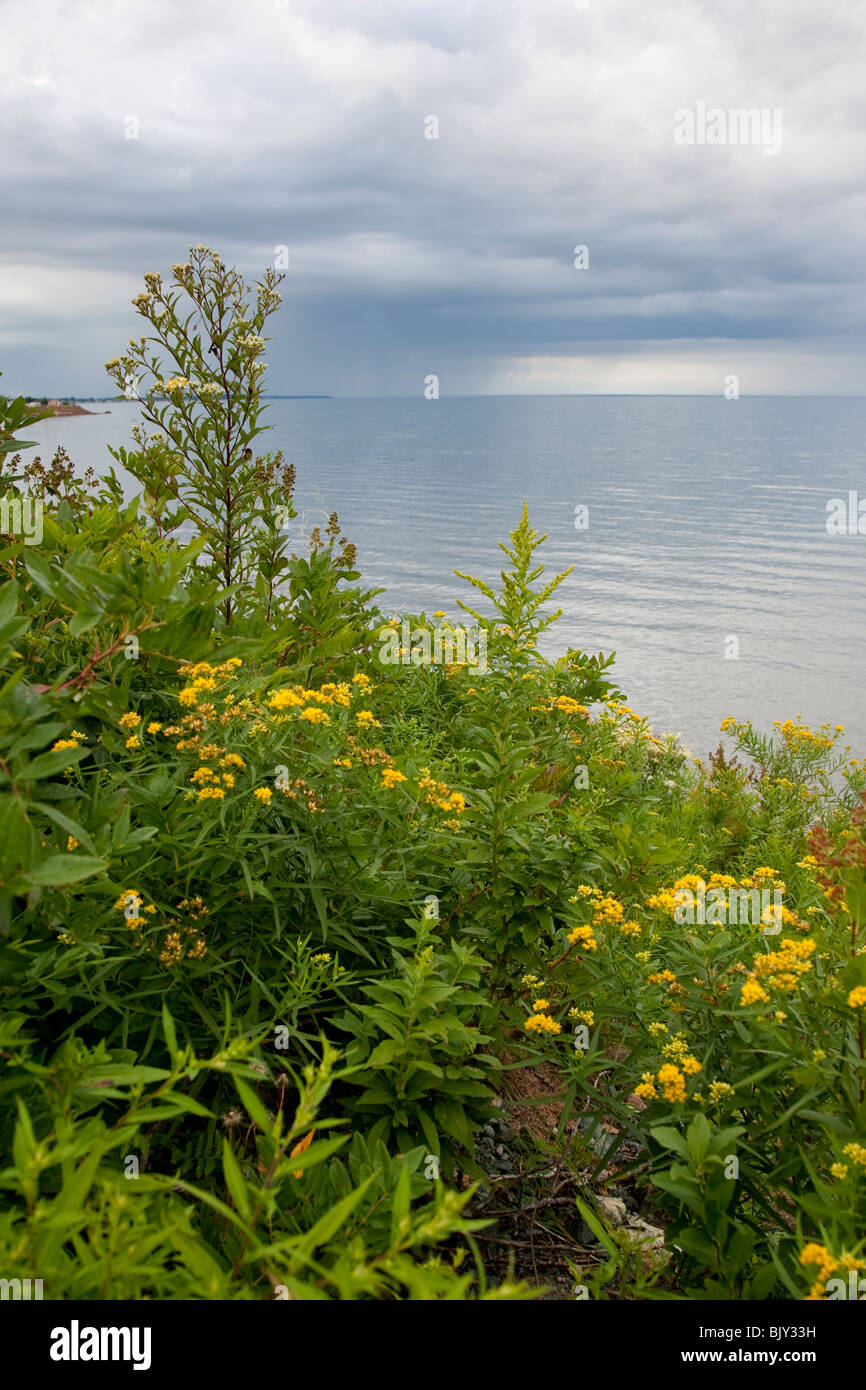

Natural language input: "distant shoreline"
[26,401,103,417]
[25,395,333,415]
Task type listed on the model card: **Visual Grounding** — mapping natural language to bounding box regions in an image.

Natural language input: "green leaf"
[222,1139,252,1222]
[686,1112,712,1165]
[574,1197,617,1256]
[162,1004,178,1058]
[26,854,107,886]
[367,1038,405,1067]
[234,1075,272,1135]
[650,1125,689,1159]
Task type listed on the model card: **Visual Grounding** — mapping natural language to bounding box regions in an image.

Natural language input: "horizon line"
[30,392,866,402]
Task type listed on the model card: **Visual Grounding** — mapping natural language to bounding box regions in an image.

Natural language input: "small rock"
[621,1217,669,1271]
[596,1195,628,1228]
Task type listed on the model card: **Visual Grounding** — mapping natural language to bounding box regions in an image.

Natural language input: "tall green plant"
[105,246,292,624]
[455,503,573,649]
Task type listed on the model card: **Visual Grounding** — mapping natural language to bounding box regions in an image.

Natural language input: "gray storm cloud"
[1,0,864,394]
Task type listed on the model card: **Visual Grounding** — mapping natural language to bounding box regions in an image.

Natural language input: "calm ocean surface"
[28,396,866,760]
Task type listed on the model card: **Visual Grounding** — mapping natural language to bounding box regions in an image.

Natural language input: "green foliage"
[337,914,497,1164]
[2,247,863,1301]
[104,246,290,625]
[455,502,573,649]
[0,374,50,458]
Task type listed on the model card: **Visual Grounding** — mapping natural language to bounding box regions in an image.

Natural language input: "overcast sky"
[2,0,865,396]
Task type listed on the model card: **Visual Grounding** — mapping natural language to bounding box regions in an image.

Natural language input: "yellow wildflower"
[740,977,770,1006]
[380,768,407,789]
[524,1014,562,1035]
[656,1064,686,1103]
[567,924,598,951]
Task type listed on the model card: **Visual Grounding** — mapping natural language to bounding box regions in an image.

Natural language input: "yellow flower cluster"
[253,787,273,804]
[299,707,330,725]
[266,688,306,711]
[592,894,625,926]
[647,969,677,986]
[774,718,836,753]
[567,924,598,951]
[656,1063,687,1102]
[414,769,465,817]
[176,659,243,710]
[709,1080,735,1102]
[634,1072,658,1101]
[661,1034,702,1074]
[740,977,769,1006]
[739,937,816,1006]
[190,766,235,790]
[610,700,643,724]
[52,737,81,752]
[549,695,589,716]
[418,768,449,804]
[646,872,736,916]
[847,985,866,1009]
[268,682,353,714]
[800,1243,864,1299]
[112,889,150,930]
[525,1012,562,1035]
[842,1142,866,1167]
[380,768,407,789]
[567,884,625,928]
